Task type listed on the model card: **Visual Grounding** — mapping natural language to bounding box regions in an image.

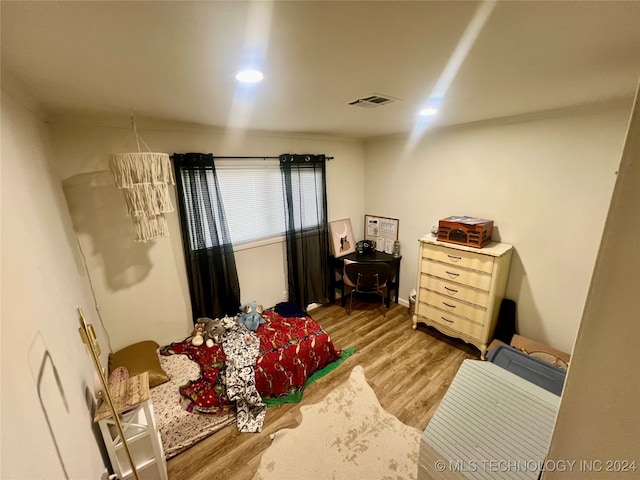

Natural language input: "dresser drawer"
[419,274,490,307]
[419,290,487,324]
[418,303,484,340]
[422,243,494,274]
[421,259,492,291]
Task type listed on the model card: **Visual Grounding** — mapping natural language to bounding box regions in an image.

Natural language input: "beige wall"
[544,87,639,478]
[50,118,365,351]
[1,87,107,478]
[364,102,632,353]
[50,102,632,355]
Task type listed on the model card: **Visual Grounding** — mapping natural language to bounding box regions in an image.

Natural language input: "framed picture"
[365,215,399,254]
[329,218,356,257]
[385,238,395,254]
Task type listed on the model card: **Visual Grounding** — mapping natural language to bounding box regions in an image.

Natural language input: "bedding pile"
[160,307,341,417]
[150,354,236,458]
[221,323,265,432]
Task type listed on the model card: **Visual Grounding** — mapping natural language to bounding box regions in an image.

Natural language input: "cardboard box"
[487,334,570,370]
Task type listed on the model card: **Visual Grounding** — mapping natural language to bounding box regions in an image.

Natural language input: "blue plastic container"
[487,345,566,396]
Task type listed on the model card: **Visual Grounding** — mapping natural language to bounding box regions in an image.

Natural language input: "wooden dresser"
[413,236,513,359]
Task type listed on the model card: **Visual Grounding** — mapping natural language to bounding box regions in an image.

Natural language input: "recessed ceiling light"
[419,107,438,117]
[236,69,264,83]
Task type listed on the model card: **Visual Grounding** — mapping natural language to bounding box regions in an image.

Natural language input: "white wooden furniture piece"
[418,360,560,480]
[95,372,168,480]
[413,236,513,359]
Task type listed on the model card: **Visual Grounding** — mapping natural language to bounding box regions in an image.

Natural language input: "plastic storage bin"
[487,345,566,395]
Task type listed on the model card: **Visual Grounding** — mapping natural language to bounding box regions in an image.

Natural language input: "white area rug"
[253,365,421,480]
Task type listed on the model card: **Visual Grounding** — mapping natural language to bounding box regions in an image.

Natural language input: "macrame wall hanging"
[109,116,175,242]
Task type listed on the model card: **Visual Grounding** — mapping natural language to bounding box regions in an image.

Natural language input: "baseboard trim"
[307,297,409,312]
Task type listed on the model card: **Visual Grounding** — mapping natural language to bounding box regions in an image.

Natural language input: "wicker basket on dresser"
[413,236,513,359]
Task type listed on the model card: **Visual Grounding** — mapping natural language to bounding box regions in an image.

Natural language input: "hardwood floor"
[166,302,480,480]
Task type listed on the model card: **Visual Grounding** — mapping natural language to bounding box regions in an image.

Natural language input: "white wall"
[364,102,632,353]
[1,86,107,479]
[50,118,365,351]
[545,87,639,478]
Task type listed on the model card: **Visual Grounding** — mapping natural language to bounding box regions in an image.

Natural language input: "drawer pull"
[444,286,458,294]
[441,316,454,323]
[442,302,456,309]
[445,270,460,278]
[447,255,462,261]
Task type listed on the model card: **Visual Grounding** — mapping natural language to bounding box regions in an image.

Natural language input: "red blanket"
[161,309,340,413]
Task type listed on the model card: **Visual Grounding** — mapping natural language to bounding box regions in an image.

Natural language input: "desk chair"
[343,261,391,317]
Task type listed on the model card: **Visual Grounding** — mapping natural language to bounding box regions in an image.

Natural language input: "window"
[180,160,324,248]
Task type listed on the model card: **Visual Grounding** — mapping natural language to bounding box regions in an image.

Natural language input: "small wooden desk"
[330,251,402,307]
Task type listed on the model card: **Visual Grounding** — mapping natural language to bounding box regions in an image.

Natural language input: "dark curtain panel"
[280,154,330,310]
[173,153,240,322]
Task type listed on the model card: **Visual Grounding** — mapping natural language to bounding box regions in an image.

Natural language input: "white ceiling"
[2,1,639,139]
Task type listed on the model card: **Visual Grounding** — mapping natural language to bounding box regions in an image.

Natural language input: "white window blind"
[181,161,324,249]
[217,164,286,244]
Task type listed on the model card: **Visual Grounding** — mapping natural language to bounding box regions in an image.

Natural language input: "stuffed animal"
[190,321,206,347]
[203,318,226,347]
[192,317,227,347]
[237,302,265,331]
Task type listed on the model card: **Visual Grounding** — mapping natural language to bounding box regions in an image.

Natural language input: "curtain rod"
[170,155,333,160]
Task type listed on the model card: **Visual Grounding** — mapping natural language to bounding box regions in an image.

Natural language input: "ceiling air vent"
[348,94,399,108]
